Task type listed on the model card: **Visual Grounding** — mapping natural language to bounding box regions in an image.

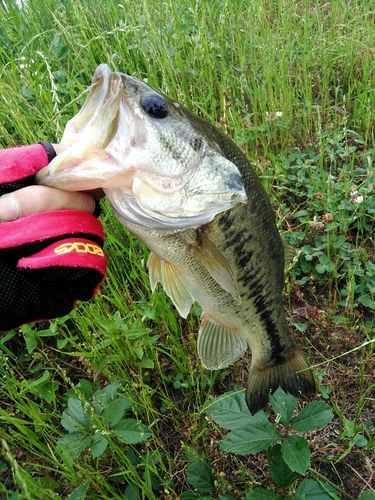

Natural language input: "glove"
[0,142,107,331]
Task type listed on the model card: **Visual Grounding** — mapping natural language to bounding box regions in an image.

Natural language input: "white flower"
[275,111,283,118]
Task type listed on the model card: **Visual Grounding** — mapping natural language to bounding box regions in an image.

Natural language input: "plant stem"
[308,468,357,500]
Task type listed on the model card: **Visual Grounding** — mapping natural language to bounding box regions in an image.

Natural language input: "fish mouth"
[36,64,130,191]
[37,64,247,230]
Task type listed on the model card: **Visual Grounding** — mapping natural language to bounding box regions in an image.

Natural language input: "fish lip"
[36,64,133,189]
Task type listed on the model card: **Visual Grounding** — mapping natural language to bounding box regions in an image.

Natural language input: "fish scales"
[36,64,316,413]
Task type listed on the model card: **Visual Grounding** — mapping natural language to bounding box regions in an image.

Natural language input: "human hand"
[0,143,102,221]
[0,142,107,331]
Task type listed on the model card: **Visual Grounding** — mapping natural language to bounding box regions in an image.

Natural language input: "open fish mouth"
[36,64,316,414]
[36,64,247,230]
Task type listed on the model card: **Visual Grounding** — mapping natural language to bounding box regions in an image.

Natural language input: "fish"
[36,64,316,414]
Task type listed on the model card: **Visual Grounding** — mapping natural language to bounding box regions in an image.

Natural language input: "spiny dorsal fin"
[197,314,247,369]
[147,252,195,318]
[191,231,241,304]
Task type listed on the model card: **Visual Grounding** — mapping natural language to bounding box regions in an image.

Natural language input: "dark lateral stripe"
[253,294,286,364]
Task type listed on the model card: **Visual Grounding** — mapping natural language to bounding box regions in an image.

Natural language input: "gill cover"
[37,64,247,230]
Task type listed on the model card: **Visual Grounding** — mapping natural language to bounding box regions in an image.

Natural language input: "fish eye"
[141,94,169,119]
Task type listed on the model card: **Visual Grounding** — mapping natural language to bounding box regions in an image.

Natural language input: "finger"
[0,185,97,222]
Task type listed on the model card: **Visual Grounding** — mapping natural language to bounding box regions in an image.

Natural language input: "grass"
[0,0,374,497]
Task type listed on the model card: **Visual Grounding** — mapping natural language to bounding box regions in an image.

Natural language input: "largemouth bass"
[37,64,316,413]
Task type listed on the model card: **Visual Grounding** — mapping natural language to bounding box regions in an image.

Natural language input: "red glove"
[0,142,107,331]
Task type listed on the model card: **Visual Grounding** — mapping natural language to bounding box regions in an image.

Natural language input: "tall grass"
[0,0,374,498]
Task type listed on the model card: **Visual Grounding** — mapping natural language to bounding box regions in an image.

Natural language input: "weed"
[0,0,374,497]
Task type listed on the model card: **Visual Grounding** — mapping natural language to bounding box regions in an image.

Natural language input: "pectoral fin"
[147,252,195,318]
[191,231,241,304]
[197,314,248,369]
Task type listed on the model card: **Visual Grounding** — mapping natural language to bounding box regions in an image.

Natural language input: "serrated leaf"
[91,433,108,459]
[269,387,298,425]
[112,419,152,444]
[244,488,283,499]
[186,461,215,493]
[205,392,255,430]
[221,420,281,454]
[281,435,311,474]
[295,479,340,499]
[102,397,133,427]
[292,401,333,432]
[269,443,299,487]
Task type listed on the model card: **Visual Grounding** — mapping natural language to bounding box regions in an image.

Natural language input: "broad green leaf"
[269,387,298,425]
[353,433,368,447]
[206,392,260,430]
[29,370,51,387]
[112,419,152,444]
[141,356,155,368]
[74,380,94,399]
[92,380,121,406]
[30,380,58,405]
[57,432,92,459]
[60,399,91,432]
[124,483,139,500]
[37,327,59,337]
[281,435,311,474]
[359,490,375,500]
[186,461,215,493]
[244,488,283,499]
[57,338,68,349]
[269,443,299,487]
[91,433,108,459]
[102,397,133,427]
[23,330,37,354]
[67,480,90,500]
[180,494,215,500]
[180,493,200,500]
[292,401,333,432]
[221,420,281,454]
[295,479,340,499]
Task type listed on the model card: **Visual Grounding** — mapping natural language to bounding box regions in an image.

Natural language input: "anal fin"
[147,252,195,318]
[197,314,247,370]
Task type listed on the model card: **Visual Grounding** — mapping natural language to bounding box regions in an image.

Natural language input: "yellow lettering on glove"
[54,242,104,256]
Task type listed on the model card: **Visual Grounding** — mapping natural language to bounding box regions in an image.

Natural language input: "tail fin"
[246,347,316,414]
